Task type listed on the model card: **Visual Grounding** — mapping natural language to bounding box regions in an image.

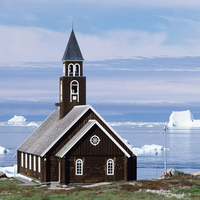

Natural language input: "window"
[76,159,83,175]
[33,156,36,171]
[21,152,23,167]
[38,157,41,173]
[70,80,79,102]
[68,63,80,76]
[90,135,100,146]
[68,64,73,76]
[29,154,32,170]
[25,153,27,168]
[107,159,114,175]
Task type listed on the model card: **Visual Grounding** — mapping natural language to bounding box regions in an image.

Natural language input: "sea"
[0,120,200,180]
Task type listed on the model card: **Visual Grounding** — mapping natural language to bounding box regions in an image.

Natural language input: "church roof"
[62,29,84,61]
[17,105,137,157]
[56,120,131,158]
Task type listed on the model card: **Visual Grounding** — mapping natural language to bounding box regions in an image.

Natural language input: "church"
[17,29,137,184]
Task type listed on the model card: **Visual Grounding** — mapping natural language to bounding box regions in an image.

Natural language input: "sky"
[1,0,200,121]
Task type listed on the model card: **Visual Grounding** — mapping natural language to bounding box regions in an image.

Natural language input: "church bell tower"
[60,29,86,118]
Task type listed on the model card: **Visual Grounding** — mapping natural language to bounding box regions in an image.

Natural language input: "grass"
[1,173,200,199]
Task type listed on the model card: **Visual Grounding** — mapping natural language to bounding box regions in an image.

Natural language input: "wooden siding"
[69,125,124,156]
[17,151,42,181]
[60,76,86,118]
[62,156,125,184]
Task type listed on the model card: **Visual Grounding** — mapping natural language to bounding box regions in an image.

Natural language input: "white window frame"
[90,135,100,146]
[75,159,83,175]
[33,156,36,171]
[68,63,74,76]
[75,63,80,76]
[25,153,27,168]
[29,154,32,170]
[21,152,23,167]
[107,159,114,175]
[68,63,80,76]
[70,80,79,102]
[38,157,41,173]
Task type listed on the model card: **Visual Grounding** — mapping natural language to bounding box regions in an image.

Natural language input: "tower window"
[68,64,74,76]
[68,63,80,76]
[107,159,114,175]
[72,85,77,94]
[70,80,79,102]
[76,159,83,175]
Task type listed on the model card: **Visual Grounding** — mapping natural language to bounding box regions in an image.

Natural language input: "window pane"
[107,159,114,175]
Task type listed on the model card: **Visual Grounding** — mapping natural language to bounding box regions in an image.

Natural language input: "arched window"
[76,159,83,175]
[68,63,80,76]
[70,80,79,102]
[107,159,114,175]
[68,64,74,76]
[75,64,80,76]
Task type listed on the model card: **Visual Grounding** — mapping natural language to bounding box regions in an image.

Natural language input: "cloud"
[67,0,200,8]
[1,25,200,63]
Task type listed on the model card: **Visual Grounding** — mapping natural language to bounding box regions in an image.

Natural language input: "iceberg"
[0,165,16,177]
[168,110,200,128]
[6,115,41,127]
[8,115,26,126]
[0,146,9,154]
[133,144,164,155]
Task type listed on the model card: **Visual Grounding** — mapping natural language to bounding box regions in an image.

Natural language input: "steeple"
[62,29,84,61]
[60,29,86,118]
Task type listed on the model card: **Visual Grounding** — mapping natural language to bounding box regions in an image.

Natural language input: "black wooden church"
[17,30,137,184]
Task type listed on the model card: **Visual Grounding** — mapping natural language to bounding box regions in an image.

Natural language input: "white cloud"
[68,0,200,8]
[1,25,200,63]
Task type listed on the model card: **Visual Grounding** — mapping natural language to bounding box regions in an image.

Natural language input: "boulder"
[167,168,180,176]
[0,171,7,178]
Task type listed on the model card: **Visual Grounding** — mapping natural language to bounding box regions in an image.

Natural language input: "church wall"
[17,151,42,181]
[63,156,125,184]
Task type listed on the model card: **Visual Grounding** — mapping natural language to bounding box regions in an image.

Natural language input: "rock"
[0,171,7,178]
[167,168,180,176]
[158,172,170,179]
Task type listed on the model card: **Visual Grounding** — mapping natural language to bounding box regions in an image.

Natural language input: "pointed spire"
[62,29,84,61]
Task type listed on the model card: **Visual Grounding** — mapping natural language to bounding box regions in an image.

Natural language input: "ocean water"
[0,122,200,180]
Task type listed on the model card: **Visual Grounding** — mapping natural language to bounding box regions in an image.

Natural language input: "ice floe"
[109,122,166,127]
[133,144,164,155]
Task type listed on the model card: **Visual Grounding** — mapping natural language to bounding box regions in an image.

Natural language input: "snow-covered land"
[168,110,200,128]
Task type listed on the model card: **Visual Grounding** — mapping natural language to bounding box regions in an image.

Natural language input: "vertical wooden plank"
[124,156,128,181]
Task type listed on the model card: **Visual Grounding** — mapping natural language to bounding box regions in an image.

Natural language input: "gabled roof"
[62,29,84,61]
[17,105,137,157]
[55,120,131,158]
[17,105,90,156]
